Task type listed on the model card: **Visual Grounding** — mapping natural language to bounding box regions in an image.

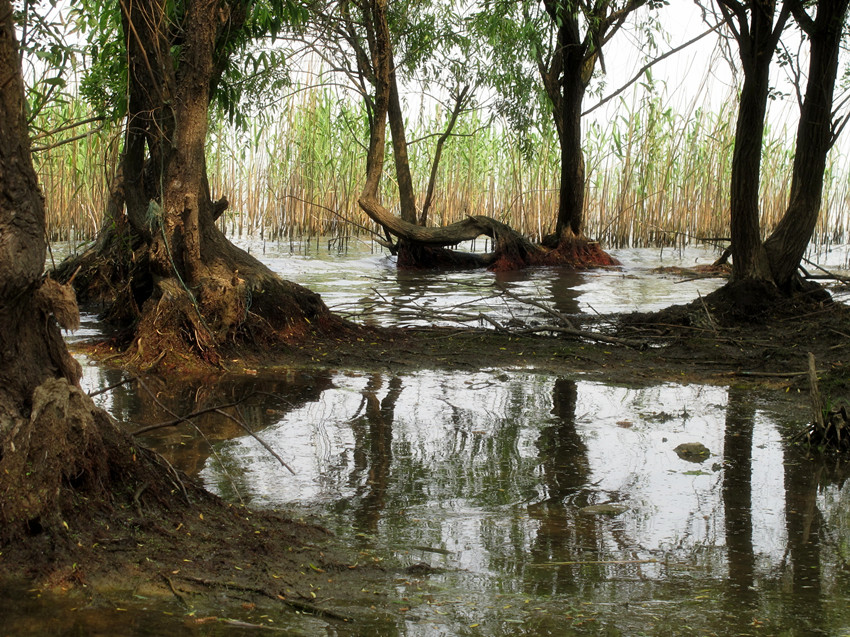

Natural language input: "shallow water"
[232,240,733,325]
[74,365,850,635]
[13,239,850,635]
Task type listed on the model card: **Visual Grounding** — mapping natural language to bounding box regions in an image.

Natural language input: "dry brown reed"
[36,84,850,251]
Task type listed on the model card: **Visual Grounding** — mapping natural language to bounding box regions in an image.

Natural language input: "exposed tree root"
[0,377,174,544]
[56,223,352,373]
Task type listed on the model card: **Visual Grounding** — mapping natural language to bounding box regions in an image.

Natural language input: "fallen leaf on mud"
[191,617,218,625]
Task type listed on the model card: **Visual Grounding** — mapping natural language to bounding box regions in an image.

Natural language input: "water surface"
[21,239,850,634]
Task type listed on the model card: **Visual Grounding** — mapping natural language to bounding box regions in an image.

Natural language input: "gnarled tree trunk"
[356,0,617,271]
[58,0,340,371]
[0,0,130,543]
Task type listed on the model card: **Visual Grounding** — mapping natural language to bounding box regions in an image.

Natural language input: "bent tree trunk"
[356,0,617,271]
[59,0,339,371]
[356,0,545,270]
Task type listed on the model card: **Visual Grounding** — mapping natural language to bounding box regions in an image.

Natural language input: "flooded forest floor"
[4,268,850,635]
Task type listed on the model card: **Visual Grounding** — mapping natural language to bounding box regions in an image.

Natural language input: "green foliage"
[14,0,77,125]
[469,1,553,159]
[71,0,126,121]
[67,0,308,128]
[469,0,665,158]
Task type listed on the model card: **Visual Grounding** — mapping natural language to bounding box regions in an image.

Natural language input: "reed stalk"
[35,80,850,251]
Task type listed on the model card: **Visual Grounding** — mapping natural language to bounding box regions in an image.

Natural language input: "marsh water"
[6,241,850,635]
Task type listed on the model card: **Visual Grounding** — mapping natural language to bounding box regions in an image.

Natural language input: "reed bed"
[31,95,120,244]
[36,82,850,252]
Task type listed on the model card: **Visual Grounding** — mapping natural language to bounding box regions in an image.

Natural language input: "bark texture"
[763,0,850,289]
[58,0,341,371]
[0,0,122,542]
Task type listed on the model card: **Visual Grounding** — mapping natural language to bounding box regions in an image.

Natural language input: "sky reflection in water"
[68,240,850,634]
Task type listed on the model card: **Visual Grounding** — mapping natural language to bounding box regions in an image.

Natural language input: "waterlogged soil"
[4,291,850,635]
[253,293,850,392]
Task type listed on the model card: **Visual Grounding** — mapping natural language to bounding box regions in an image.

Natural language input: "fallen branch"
[179,575,354,621]
[215,405,296,475]
[495,283,576,329]
[801,257,850,284]
[131,400,244,436]
[489,321,644,349]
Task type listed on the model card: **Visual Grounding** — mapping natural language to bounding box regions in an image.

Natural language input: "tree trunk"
[555,74,587,239]
[0,0,81,417]
[58,0,339,371]
[728,5,777,283]
[387,59,418,224]
[763,0,850,289]
[356,0,616,270]
[0,0,115,542]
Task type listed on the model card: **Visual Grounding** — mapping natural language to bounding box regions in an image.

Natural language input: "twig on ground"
[495,283,576,329]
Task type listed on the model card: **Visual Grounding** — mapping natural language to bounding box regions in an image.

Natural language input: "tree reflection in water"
[722,387,757,620]
[347,374,404,533]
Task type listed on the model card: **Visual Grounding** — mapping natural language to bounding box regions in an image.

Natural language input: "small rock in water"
[580,503,629,517]
[674,442,710,462]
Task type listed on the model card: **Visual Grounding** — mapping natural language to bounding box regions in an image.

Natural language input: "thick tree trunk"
[0,0,81,421]
[57,0,340,371]
[728,10,775,283]
[721,0,794,286]
[763,0,850,289]
[555,75,587,239]
[0,0,113,542]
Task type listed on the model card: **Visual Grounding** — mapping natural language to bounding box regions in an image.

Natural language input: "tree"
[317,0,633,270]
[472,0,659,263]
[714,0,794,284]
[0,0,116,541]
[710,0,849,302]
[58,0,340,370]
[302,0,541,268]
[536,0,658,247]
[763,0,850,290]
